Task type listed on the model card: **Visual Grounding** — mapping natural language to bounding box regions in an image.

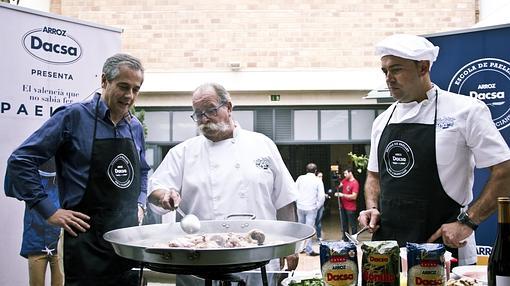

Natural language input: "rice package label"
[406,243,445,286]
[320,241,358,286]
[361,240,400,286]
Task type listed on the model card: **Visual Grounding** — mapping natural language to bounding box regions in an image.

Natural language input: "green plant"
[130,106,148,136]
[348,152,368,174]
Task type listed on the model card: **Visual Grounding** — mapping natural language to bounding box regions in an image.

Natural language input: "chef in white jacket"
[358,34,510,265]
[148,82,299,284]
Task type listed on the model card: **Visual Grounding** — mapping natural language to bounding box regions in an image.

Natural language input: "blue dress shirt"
[5,93,150,219]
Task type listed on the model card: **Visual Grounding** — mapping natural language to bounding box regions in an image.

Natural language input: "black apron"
[64,98,141,285]
[374,90,461,255]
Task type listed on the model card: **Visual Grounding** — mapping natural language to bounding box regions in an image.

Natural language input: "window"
[145,111,170,142]
[232,110,254,131]
[145,106,382,144]
[351,109,375,140]
[294,110,318,140]
[172,111,197,142]
[321,110,348,141]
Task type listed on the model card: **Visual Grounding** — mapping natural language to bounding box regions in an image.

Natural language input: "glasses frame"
[190,101,227,122]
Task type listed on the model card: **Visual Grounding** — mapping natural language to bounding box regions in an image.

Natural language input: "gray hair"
[102,53,144,82]
[306,163,317,174]
[193,82,232,103]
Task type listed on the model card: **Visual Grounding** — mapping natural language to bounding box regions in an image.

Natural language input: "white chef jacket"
[149,126,297,221]
[295,173,325,211]
[367,85,510,265]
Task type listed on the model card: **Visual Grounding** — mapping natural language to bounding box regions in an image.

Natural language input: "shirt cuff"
[148,202,171,216]
[32,197,58,220]
[137,192,147,206]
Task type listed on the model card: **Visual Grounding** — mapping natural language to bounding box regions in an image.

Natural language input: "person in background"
[314,171,329,241]
[358,34,510,265]
[5,53,150,285]
[335,168,359,240]
[295,163,325,256]
[21,158,63,286]
[147,83,299,283]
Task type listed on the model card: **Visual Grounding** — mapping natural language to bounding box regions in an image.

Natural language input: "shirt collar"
[425,84,437,101]
[232,124,240,139]
[398,84,437,108]
[394,84,438,122]
[94,93,109,121]
[94,92,132,124]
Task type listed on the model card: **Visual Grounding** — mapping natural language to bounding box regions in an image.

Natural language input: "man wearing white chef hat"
[358,34,510,265]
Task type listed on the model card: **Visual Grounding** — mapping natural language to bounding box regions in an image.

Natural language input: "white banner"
[0,3,121,285]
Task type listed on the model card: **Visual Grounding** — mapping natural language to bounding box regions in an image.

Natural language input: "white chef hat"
[375,34,439,69]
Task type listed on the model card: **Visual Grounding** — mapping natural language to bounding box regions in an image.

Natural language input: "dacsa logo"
[368,254,390,267]
[22,26,82,64]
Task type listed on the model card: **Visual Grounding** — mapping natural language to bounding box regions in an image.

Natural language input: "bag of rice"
[406,243,445,286]
[361,240,400,286]
[320,241,358,286]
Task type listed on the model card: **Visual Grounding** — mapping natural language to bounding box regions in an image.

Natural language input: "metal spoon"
[345,226,369,244]
[175,207,201,234]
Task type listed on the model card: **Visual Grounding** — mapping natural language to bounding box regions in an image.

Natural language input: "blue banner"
[427,24,510,246]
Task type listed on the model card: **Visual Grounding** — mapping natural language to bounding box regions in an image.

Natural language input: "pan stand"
[138,261,269,286]
[202,265,268,286]
[138,263,144,286]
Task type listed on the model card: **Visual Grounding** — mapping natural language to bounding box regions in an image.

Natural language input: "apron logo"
[107,154,134,189]
[383,140,415,178]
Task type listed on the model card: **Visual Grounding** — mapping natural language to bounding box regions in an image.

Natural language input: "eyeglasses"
[190,101,227,122]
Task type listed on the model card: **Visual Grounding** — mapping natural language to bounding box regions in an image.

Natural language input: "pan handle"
[225,213,256,220]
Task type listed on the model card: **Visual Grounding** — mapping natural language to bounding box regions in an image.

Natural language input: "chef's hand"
[280,253,299,271]
[358,208,381,233]
[427,221,471,248]
[47,209,90,237]
[148,188,181,210]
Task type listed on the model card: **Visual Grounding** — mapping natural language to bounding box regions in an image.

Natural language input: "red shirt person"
[336,168,359,239]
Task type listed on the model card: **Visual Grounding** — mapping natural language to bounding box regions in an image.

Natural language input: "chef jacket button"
[239,192,246,198]
[213,196,219,201]
[235,163,240,168]
[231,139,236,143]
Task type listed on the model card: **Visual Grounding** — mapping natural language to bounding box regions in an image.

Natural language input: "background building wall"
[49,0,476,72]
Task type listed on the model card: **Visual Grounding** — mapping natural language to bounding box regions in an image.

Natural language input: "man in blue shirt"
[5,53,150,285]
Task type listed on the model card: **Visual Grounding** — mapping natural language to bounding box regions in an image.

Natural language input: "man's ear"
[419,61,430,75]
[101,74,107,89]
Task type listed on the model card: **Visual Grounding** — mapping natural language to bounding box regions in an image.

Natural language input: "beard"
[198,121,230,136]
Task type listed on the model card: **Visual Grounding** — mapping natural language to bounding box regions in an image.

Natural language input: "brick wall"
[50,0,476,72]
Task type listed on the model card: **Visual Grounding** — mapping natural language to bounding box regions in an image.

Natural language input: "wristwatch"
[457,211,478,230]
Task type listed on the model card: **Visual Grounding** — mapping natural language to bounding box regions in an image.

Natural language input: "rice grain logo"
[22,26,83,64]
[448,58,510,130]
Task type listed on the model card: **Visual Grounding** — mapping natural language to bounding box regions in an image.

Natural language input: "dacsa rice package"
[320,241,358,286]
[361,241,400,286]
[406,243,446,286]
